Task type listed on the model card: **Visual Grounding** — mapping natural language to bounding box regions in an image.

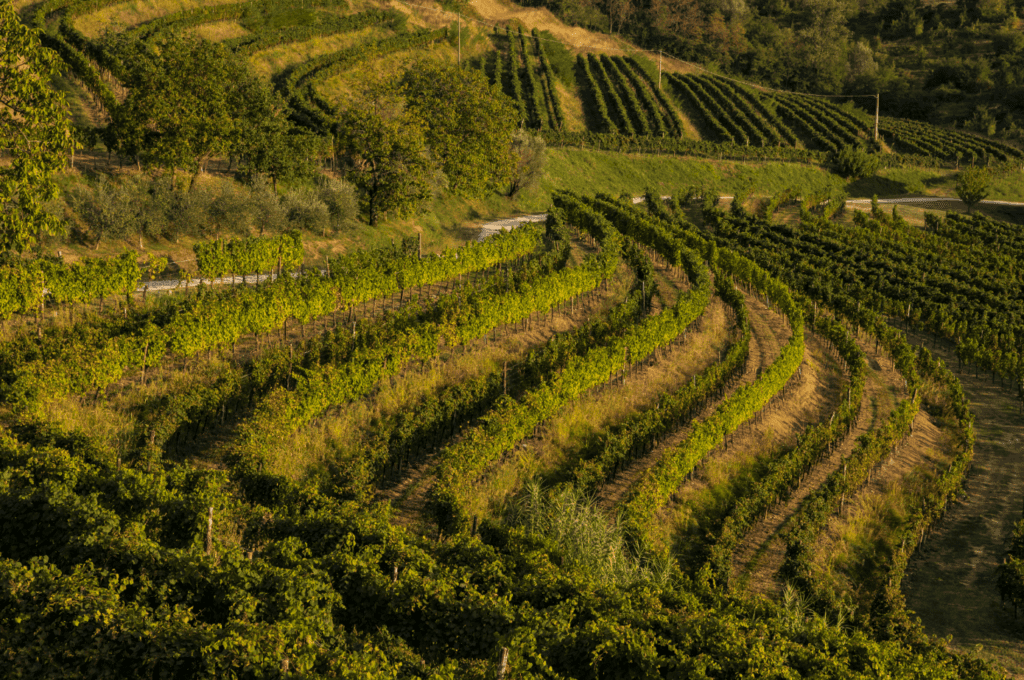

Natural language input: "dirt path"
[900,331,1024,676]
[593,290,785,513]
[737,332,906,596]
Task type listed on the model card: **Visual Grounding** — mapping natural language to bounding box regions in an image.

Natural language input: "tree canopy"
[0,0,75,252]
[336,79,434,226]
[955,167,991,213]
[402,61,519,198]
[103,33,291,190]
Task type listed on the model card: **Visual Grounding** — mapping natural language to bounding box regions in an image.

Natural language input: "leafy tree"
[832,145,881,179]
[103,33,265,191]
[336,80,434,226]
[231,82,323,192]
[0,0,76,251]
[956,167,990,214]
[402,61,518,197]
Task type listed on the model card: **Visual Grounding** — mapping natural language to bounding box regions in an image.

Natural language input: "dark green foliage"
[833,145,882,178]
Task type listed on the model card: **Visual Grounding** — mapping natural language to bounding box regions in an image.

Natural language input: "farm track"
[737,331,906,596]
[899,330,1024,676]
[593,289,784,514]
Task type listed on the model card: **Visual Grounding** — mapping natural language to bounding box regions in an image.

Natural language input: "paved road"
[475,213,548,241]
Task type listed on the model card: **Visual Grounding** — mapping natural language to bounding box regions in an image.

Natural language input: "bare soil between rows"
[899,331,1024,677]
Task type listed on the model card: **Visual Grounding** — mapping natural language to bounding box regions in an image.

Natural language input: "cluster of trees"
[2,14,543,249]
[333,62,540,225]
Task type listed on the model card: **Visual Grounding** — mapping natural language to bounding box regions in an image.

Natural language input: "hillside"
[4,0,1024,676]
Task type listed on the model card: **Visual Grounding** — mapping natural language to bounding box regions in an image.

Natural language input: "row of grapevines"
[622,57,686,137]
[615,209,805,546]
[608,56,668,136]
[781,94,869,147]
[505,27,528,125]
[778,336,923,602]
[426,195,712,533]
[728,203,1024,408]
[193,231,303,280]
[4,417,995,677]
[879,116,1023,162]
[873,349,974,618]
[703,300,865,583]
[665,73,734,143]
[5,228,542,411]
[0,252,156,321]
[576,54,616,134]
[687,75,770,146]
[517,28,548,130]
[140,228,574,458]
[768,97,842,152]
[230,9,400,56]
[589,55,636,136]
[489,42,504,94]
[531,29,564,130]
[370,286,648,485]
[541,129,828,164]
[600,56,651,136]
[707,76,798,145]
[570,270,750,493]
[229,212,623,482]
[705,201,977,618]
[281,29,447,130]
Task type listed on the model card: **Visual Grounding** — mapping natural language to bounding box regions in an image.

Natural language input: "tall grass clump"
[504,481,672,588]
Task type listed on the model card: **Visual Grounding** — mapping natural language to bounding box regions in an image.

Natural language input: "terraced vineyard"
[7,0,1024,674]
[4,169,1023,675]
[27,0,1021,175]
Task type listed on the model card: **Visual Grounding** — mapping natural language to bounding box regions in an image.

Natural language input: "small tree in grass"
[955,167,991,214]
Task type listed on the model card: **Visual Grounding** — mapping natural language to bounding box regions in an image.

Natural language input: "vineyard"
[24,0,1022,181]
[7,0,1024,675]
[2,171,1023,675]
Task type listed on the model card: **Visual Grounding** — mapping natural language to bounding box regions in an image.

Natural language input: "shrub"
[832,145,881,178]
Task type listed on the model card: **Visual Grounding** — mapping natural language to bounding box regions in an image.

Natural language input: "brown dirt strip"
[594,289,784,514]
[737,331,906,597]
[807,406,949,608]
[663,326,845,565]
[379,261,647,531]
[899,330,1024,677]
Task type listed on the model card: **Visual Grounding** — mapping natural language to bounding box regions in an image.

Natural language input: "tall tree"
[956,167,991,214]
[103,33,259,190]
[0,0,76,252]
[402,61,518,198]
[336,79,433,226]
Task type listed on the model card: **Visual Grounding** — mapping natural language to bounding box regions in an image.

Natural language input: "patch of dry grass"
[246,26,386,80]
[74,0,239,38]
[185,19,249,42]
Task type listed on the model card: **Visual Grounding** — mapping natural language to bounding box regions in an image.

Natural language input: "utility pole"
[458,14,461,67]
[874,93,880,142]
[658,51,663,90]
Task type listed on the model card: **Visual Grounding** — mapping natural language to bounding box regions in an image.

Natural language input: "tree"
[507,131,546,197]
[956,167,990,214]
[0,0,76,252]
[103,33,262,191]
[336,80,433,226]
[231,79,323,192]
[832,145,880,179]
[402,61,518,198]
